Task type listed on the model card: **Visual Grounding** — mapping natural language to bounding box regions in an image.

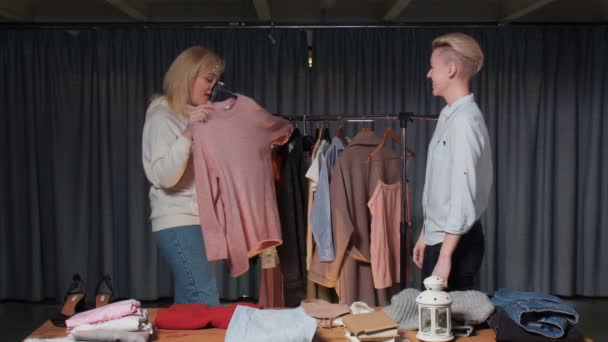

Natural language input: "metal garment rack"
[280,112,438,289]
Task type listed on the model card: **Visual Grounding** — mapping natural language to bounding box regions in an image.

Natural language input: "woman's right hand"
[413,232,426,269]
[182,104,214,140]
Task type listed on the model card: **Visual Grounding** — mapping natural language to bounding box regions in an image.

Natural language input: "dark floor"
[3,298,607,341]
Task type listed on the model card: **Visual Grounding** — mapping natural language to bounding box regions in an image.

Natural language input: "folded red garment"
[154,303,210,329]
[154,302,264,330]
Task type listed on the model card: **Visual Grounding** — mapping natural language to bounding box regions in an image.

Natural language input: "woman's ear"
[448,62,457,79]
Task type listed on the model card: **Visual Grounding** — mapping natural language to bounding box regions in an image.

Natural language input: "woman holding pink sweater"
[141,46,224,305]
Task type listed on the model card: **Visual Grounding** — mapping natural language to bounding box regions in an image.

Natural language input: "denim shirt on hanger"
[310,137,346,261]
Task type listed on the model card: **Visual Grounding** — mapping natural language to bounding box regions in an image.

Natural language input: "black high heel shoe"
[51,274,87,327]
[95,274,113,308]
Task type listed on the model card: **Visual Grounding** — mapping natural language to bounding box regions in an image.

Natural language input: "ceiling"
[1,0,607,24]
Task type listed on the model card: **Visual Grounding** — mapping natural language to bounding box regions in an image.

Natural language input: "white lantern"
[416,276,454,342]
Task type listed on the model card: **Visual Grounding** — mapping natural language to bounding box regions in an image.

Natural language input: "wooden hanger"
[323,124,331,142]
[314,126,325,145]
[311,126,325,158]
[367,127,415,161]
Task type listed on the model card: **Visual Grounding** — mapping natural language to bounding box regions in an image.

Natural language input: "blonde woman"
[142,46,225,304]
[413,33,493,291]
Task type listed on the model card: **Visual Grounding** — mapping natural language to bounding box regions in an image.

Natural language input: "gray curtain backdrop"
[310,26,608,297]
[0,27,309,301]
[1,25,606,302]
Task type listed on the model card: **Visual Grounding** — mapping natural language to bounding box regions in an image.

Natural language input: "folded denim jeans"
[491,288,579,338]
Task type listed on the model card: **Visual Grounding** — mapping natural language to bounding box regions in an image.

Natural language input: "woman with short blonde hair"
[431,32,484,80]
[413,33,493,291]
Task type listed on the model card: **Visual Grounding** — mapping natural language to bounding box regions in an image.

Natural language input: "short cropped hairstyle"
[162,46,224,117]
[432,33,484,79]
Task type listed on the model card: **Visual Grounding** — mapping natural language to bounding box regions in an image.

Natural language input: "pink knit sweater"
[192,95,293,276]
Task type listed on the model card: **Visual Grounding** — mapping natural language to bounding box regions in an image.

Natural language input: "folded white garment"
[71,331,149,342]
[69,309,153,335]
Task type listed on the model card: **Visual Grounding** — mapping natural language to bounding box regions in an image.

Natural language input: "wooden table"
[26,308,347,342]
[25,308,592,342]
[403,329,496,341]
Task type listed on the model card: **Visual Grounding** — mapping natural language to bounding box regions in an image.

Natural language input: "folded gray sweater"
[383,289,495,330]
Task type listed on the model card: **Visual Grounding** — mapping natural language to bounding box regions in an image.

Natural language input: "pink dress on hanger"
[367,181,401,289]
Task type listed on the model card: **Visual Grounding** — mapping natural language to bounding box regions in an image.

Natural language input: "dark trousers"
[421,221,485,291]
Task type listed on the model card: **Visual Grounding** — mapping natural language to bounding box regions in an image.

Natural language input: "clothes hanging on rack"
[274,112,438,303]
[258,247,284,308]
[308,130,403,306]
[305,139,330,269]
[306,139,330,193]
[303,137,335,302]
[191,95,293,277]
[275,128,310,307]
[276,113,436,305]
[309,136,347,261]
[367,181,402,289]
[257,145,290,309]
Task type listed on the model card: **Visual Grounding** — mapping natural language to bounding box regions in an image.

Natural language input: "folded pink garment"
[300,299,350,320]
[66,299,142,330]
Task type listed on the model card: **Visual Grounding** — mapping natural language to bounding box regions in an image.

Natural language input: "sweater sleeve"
[257,108,294,146]
[142,112,192,189]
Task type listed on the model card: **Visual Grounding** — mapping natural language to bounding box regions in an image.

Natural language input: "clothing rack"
[280,112,439,290]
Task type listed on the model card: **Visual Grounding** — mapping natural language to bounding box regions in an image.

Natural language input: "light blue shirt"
[225,306,317,342]
[310,136,346,261]
[422,94,493,245]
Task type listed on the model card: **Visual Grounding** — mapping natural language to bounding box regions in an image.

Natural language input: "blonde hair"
[162,46,224,117]
[432,33,484,79]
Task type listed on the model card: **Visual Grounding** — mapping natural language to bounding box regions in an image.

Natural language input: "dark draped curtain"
[1,25,607,302]
[310,26,608,297]
[0,27,309,301]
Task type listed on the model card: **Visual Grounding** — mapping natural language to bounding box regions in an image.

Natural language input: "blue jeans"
[491,288,579,338]
[155,225,220,305]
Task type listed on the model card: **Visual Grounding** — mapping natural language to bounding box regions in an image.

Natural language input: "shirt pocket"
[431,139,450,161]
